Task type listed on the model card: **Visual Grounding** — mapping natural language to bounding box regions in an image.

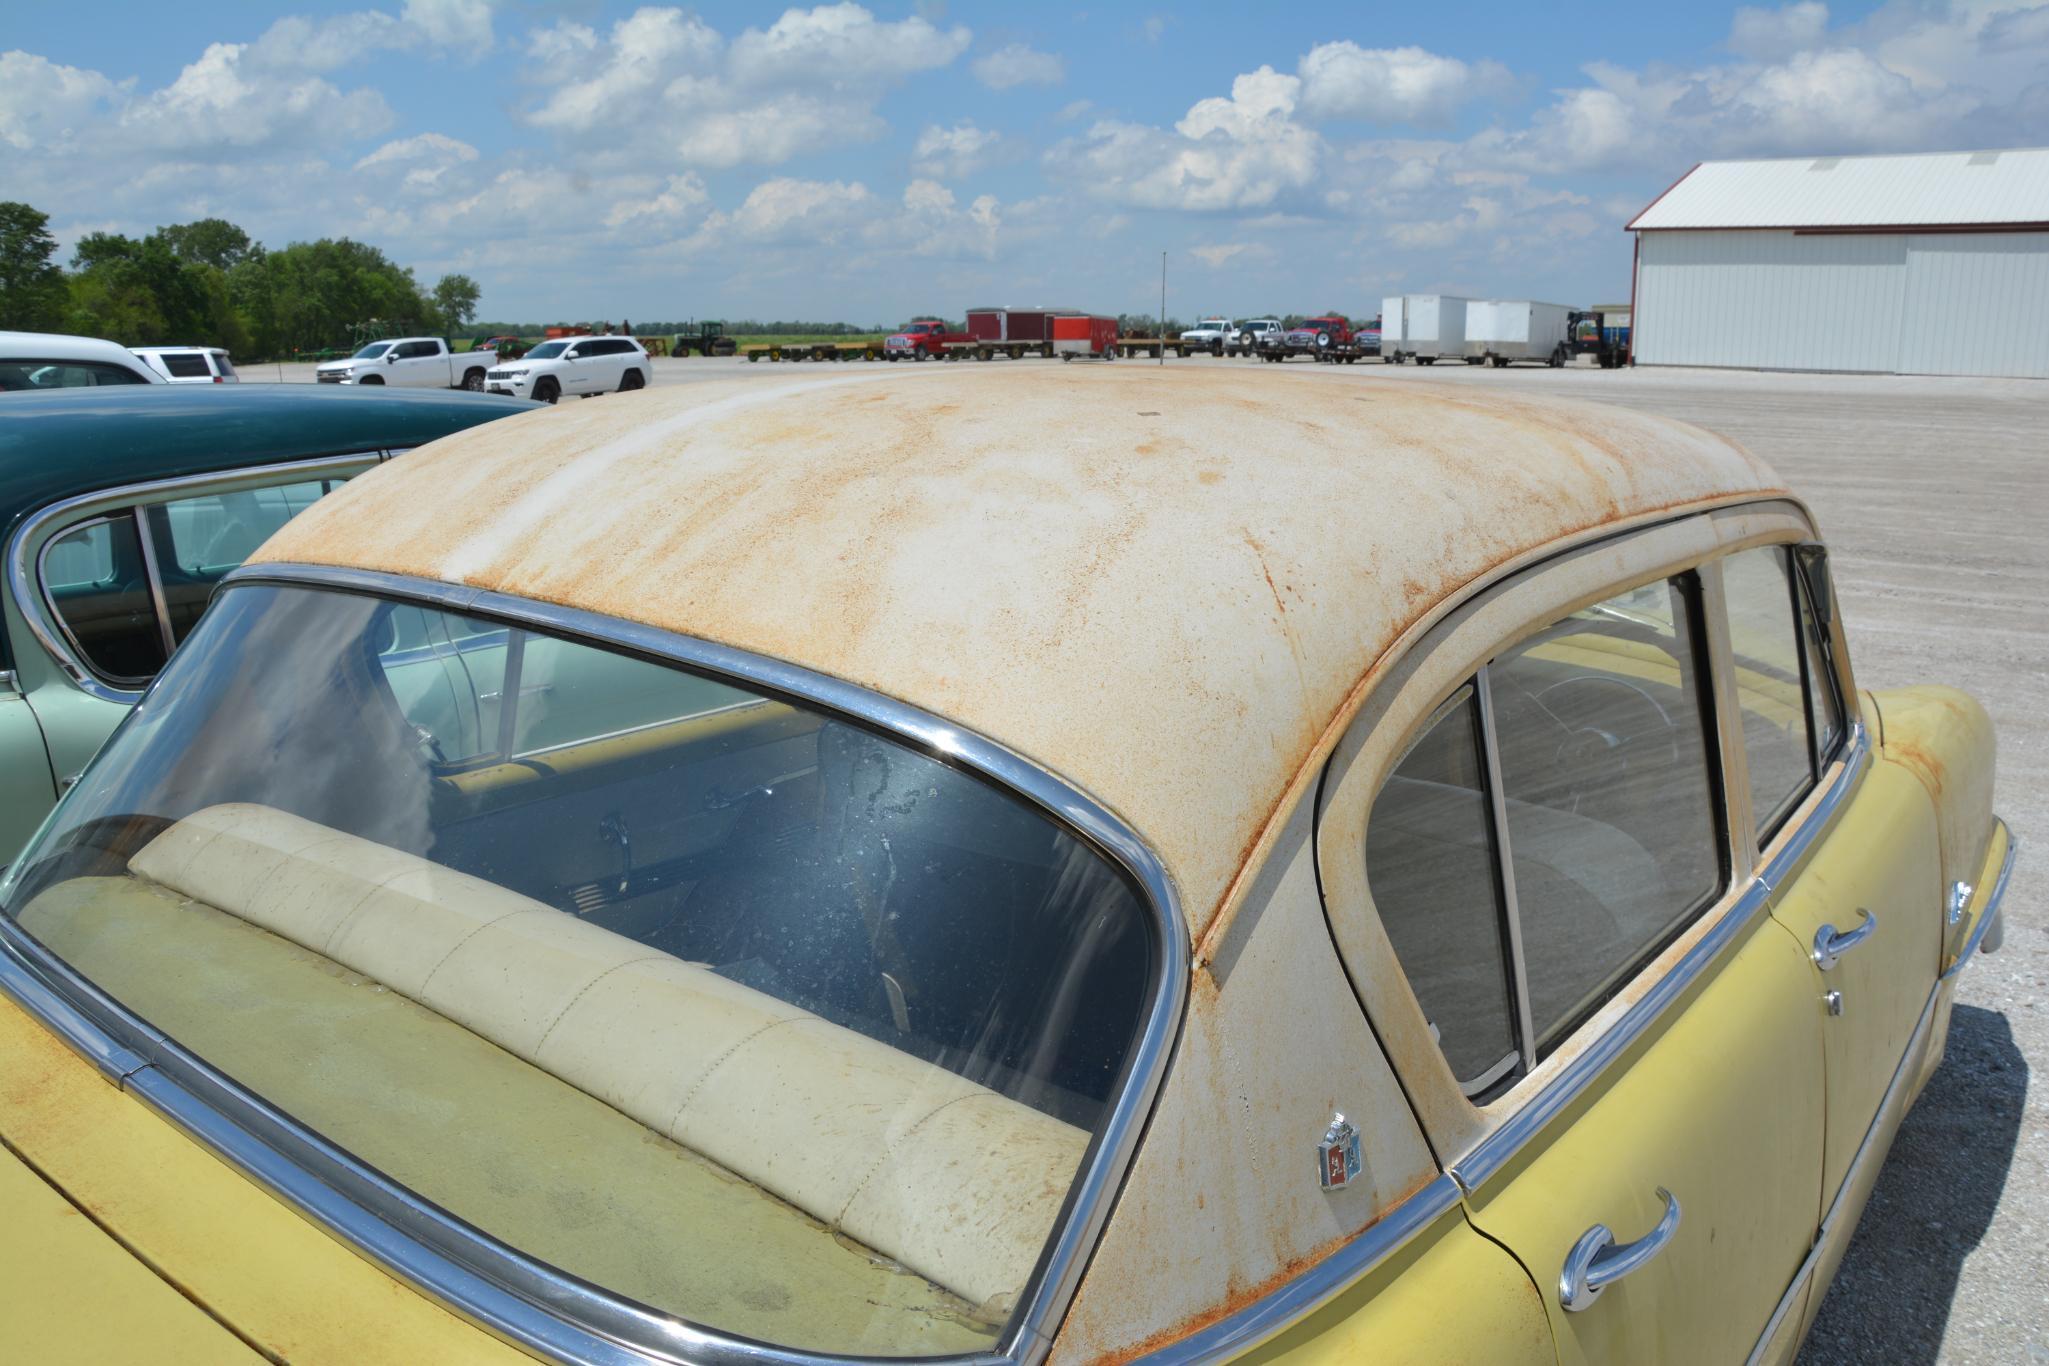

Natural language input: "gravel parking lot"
[261,353,2044,1361]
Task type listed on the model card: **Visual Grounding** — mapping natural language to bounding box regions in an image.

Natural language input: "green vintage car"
[0,384,538,864]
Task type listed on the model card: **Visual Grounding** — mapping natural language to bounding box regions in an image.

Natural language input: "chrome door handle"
[1560,1188,1681,1312]
[1812,908,1878,971]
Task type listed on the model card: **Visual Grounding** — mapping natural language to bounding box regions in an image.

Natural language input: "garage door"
[1897,233,2049,379]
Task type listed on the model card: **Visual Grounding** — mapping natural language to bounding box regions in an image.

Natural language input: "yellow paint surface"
[0,1146,259,1364]
[0,990,531,1364]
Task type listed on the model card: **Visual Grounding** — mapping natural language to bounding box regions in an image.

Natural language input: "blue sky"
[8,2,2048,324]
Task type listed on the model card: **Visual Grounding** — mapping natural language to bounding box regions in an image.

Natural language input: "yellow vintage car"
[0,369,2012,1364]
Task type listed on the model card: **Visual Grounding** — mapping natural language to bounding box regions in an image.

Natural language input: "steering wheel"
[1526,675,1681,816]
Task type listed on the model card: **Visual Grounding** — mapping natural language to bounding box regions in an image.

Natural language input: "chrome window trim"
[0,559,1190,1366]
[1450,720,1869,1194]
[32,513,160,692]
[5,454,383,705]
[1139,1173,1464,1364]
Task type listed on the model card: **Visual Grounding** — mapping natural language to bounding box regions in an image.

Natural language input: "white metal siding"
[1637,231,1906,372]
[1897,233,2049,378]
[1638,228,2049,376]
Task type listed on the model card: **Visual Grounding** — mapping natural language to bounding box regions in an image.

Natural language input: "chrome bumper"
[1943,821,2016,980]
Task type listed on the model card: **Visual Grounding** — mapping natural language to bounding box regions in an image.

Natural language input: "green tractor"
[672,321,737,358]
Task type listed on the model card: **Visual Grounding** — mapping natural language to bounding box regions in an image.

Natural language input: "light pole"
[1159,251,1166,367]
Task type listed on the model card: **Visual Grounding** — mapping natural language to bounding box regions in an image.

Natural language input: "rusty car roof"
[252,367,1785,936]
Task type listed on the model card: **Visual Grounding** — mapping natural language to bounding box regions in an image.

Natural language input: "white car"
[486,336,649,404]
[1179,317,1234,349]
[0,330,162,390]
[316,337,492,391]
[132,345,239,384]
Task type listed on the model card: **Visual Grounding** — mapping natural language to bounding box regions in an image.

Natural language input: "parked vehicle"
[1052,314,1120,360]
[0,370,2005,1364]
[131,346,239,384]
[0,384,537,864]
[1179,318,1234,353]
[1262,315,1369,363]
[671,322,737,358]
[486,335,650,403]
[966,307,1074,349]
[1565,309,1632,368]
[1230,319,1283,354]
[884,321,971,360]
[476,336,530,362]
[1467,301,1575,368]
[0,330,160,390]
[1380,294,1474,364]
[316,337,493,391]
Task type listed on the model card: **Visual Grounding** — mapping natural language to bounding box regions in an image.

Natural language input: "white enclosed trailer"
[1469,300,1575,366]
[1388,295,1471,364]
[1379,296,1406,362]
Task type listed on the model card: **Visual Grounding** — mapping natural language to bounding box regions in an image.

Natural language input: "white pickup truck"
[316,337,492,391]
[1179,318,1234,352]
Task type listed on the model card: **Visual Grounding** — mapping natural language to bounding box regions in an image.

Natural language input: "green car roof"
[0,384,540,667]
[0,384,538,542]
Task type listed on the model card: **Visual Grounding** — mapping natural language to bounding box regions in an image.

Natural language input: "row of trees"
[0,202,479,362]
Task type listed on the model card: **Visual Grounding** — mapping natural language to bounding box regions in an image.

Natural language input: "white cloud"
[0,52,124,151]
[971,43,1064,89]
[913,122,1000,177]
[1296,42,1510,126]
[1048,66,1320,211]
[605,173,710,229]
[1729,3,1830,61]
[896,179,1002,257]
[118,42,394,152]
[401,0,494,52]
[1189,242,1272,268]
[356,131,478,169]
[728,3,970,86]
[522,3,971,168]
[727,177,873,242]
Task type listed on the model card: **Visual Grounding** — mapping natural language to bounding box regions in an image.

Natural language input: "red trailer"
[966,307,1081,345]
[1052,314,1120,360]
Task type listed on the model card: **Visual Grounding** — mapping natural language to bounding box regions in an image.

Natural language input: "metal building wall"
[1636,228,2049,377]
[1897,233,2049,378]
[1635,230,1906,371]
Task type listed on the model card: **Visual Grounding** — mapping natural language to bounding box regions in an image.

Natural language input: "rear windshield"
[352,342,392,359]
[158,352,212,378]
[2,584,1155,1356]
[527,340,569,359]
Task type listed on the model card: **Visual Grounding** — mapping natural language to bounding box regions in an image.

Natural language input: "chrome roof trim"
[1449,721,1870,1194]
[1139,1173,1463,1363]
[1942,821,2016,980]
[4,453,382,705]
[6,559,1190,1366]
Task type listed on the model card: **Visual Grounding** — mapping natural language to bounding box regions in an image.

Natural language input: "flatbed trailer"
[941,340,1053,360]
[1111,338,1200,358]
[744,341,886,362]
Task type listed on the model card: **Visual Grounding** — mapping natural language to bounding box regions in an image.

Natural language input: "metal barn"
[1627,148,2049,377]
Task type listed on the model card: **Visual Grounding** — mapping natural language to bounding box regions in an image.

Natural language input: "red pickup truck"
[884,321,972,360]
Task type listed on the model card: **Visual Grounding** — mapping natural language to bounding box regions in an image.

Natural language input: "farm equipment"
[672,322,737,358]
[1561,310,1630,368]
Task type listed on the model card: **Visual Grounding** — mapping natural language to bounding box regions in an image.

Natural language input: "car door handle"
[1811,908,1878,971]
[1559,1188,1681,1312]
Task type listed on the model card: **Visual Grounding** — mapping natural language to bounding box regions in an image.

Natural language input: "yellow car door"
[1720,545,1939,1204]
[1338,570,1828,1364]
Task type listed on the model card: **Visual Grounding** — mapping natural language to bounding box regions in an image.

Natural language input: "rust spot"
[1084,1169,1436,1365]
[1197,470,1222,486]
[1887,735,1947,801]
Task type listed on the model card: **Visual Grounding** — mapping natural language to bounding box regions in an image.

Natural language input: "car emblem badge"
[1318,1112,1362,1191]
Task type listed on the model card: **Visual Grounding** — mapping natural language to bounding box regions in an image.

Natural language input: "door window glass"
[1722,547,1814,841]
[39,516,167,683]
[1366,685,1518,1094]
[1487,577,1723,1049]
[145,480,340,642]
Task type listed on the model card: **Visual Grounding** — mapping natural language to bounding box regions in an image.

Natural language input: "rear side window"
[1722,546,1846,844]
[0,361,150,390]
[159,352,212,379]
[211,352,236,378]
[1367,575,1727,1087]
[39,515,168,683]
